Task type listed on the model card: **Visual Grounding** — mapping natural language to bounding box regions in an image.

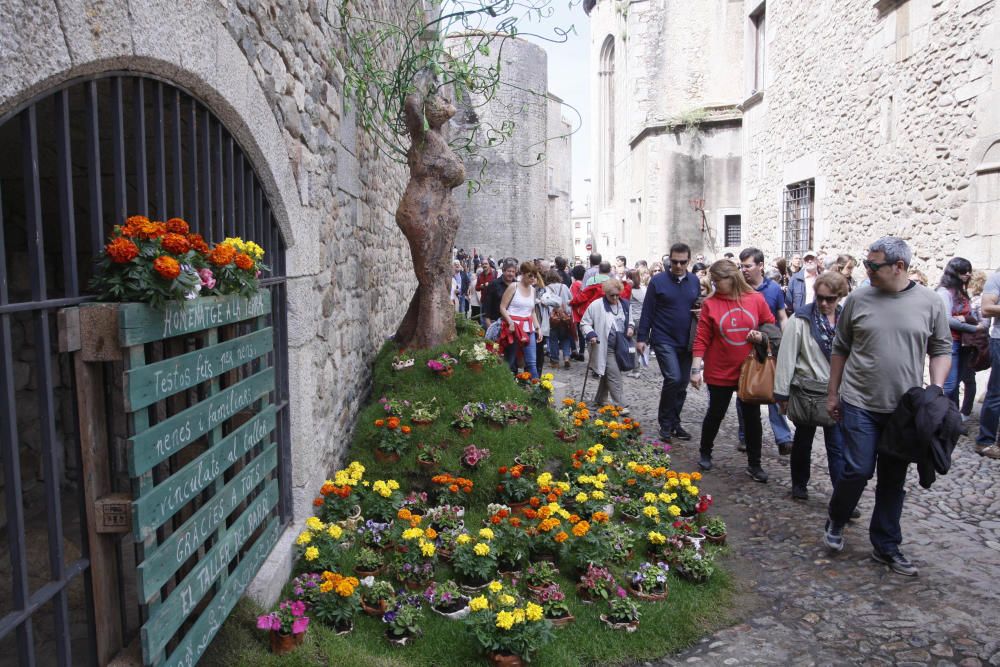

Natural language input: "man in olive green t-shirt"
[823,237,951,577]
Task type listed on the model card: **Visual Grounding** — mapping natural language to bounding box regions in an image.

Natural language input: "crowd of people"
[448,237,1000,577]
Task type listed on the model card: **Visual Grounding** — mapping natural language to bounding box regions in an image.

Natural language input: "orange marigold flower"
[554,531,569,543]
[498,509,509,518]
[449,484,459,493]
[529,496,541,508]
[160,232,191,255]
[490,515,502,525]
[592,511,609,523]
[153,256,181,280]
[546,493,557,503]
[509,517,521,527]
[572,521,590,537]
[121,215,150,236]
[567,514,581,524]
[523,509,538,520]
[400,425,411,434]
[208,243,236,266]
[234,253,254,270]
[537,506,551,519]
[188,233,209,253]
[137,221,167,240]
[626,478,637,486]
[165,218,190,234]
[424,527,437,539]
[462,485,472,493]
[386,417,400,430]
[397,508,412,520]
[320,483,335,495]
[105,237,139,263]
[313,497,324,507]
[499,466,508,474]
[374,419,385,427]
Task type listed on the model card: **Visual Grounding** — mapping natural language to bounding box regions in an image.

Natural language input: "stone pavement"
[547,358,1000,667]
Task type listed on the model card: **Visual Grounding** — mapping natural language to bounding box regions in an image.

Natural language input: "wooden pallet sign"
[74,292,281,667]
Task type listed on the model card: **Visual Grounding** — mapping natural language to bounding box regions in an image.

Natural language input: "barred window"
[724,214,742,247]
[782,180,814,258]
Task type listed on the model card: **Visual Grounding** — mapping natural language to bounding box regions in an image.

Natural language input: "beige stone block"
[976,198,1000,235]
[976,91,1000,136]
[910,0,932,28]
[960,204,978,235]
[955,76,991,102]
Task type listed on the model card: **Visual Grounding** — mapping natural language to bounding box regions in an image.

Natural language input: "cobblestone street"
[551,359,1000,667]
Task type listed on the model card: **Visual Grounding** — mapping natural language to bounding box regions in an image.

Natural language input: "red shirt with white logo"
[691,291,775,386]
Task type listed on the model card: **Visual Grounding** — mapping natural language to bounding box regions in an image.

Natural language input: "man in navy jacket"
[635,243,701,443]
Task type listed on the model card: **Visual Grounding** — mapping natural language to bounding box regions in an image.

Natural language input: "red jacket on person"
[692,291,775,386]
[569,282,632,323]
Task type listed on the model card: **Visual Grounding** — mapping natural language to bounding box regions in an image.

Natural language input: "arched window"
[599,36,616,207]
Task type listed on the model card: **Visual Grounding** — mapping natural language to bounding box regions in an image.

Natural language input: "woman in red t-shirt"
[690,260,776,481]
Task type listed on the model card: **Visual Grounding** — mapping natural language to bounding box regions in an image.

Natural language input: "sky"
[441,0,592,210]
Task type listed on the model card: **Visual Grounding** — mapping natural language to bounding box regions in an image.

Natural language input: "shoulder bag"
[786,375,835,427]
[737,345,776,404]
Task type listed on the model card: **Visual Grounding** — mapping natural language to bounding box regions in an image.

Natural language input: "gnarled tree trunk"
[393,90,466,349]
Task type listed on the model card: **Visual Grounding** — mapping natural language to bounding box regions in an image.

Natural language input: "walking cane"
[579,339,599,402]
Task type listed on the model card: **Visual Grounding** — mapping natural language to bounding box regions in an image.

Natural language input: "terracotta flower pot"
[457,427,473,438]
[600,614,639,632]
[555,430,579,443]
[269,631,298,654]
[506,500,529,516]
[355,566,383,578]
[403,577,430,591]
[435,367,454,378]
[548,611,575,628]
[361,599,388,617]
[705,532,727,546]
[374,449,401,464]
[416,458,437,472]
[488,651,525,667]
[412,418,433,427]
[467,361,483,372]
[575,585,596,604]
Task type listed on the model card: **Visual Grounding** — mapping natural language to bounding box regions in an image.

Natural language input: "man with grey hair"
[823,236,951,576]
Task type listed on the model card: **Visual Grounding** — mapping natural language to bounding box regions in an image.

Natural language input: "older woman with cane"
[581,279,633,411]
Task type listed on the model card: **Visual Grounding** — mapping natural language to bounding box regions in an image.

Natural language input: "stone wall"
[0,0,414,607]
[741,0,1000,275]
[451,36,572,261]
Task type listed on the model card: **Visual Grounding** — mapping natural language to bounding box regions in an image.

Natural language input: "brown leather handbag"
[737,346,776,404]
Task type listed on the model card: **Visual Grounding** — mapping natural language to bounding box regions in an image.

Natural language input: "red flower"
[105,237,139,264]
[153,256,181,280]
[165,218,190,234]
[234,253,254,270]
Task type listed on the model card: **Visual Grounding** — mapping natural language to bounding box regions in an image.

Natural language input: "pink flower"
[256,613,278,631]
[291,617,309,634]
[198,268,216,290]
[290,600,306,617]
[616,586,627,598]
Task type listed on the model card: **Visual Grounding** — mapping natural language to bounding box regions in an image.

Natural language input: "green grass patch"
[202,323,738,666]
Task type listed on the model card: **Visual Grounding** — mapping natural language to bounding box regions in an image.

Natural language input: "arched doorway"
[0,73,290,666]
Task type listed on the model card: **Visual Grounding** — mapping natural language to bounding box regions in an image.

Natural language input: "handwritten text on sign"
[161,292,268,338]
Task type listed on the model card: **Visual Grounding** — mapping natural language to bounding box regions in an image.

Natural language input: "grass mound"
[202,324,737,666]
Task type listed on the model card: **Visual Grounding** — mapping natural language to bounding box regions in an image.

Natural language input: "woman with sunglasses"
[499,261,543,378]
[936,257,988,406]
[690,260,775,481]
[774,271,851,501]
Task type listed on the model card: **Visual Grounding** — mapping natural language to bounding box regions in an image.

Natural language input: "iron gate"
[0,73,291,666]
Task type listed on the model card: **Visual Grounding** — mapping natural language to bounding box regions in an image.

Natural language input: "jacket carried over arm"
[878,385,963,489]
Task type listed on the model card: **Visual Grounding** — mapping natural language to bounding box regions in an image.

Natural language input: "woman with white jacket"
[581,279,632,409]
[540,270,574,368]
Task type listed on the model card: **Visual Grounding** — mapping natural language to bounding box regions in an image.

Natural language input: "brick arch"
[0,3,300,248]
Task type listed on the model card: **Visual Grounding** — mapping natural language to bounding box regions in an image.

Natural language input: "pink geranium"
[198,268,216,290]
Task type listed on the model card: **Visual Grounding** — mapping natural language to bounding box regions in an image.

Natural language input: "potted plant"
[465,582,554,666]
[409,398,440,426]
[522,561,559,599]
[675,547,715,583]
[426,353,458,377]
[355,547,384,577]
[576,564,616,604]
[312,571,361,634]
[415,442,445,471]
[451,530,499,592]
[535,583,574,627]
[359,578,396,617]
[618,497,644,523]
[373,417,412,463]
[357,519,392,550]
[425,580,471,620]
[628,561,670,601]
[425,504,465,533]
[378,396,412,417]
[452,403,479,436]
[256,599,310,654]
[702,516,727,546]
[460,341,501,371]
[294,517,348,574]
[390,523,438,589]
[513,444,544,474]
[492,511,531,576]
[496,465,535,510]
[382,595,425,646]
[462,444,491,468]
[313,460,365,524]
[391,351,415,371]
[600,586,641,632]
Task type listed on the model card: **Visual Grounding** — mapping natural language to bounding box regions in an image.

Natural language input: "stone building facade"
[0,0,413,616]
[451,36,574,261]
[740,0,1000,274]
[584,0,745,263]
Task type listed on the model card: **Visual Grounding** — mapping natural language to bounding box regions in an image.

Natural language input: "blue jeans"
[790,421,845,490]
[652,343,691,435]
[738,400,793,445]
[547,328,572,362]
[978,338,1000,446]
[827,401,910,555]
[505,332,538,378]
[942,339,961,406]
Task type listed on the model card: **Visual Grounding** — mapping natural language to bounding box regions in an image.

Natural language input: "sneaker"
[976,444,1000,459]
[737,440,747,452]
[871,549,918,576]
[571,353,585,361]
[791,486,808,500]
[698,454,713,471]
[823,519,845,552]
[657,431,673,444]
[564,360,571,369]
[777,441,793,456]
[746,466,769,483]
[619,407,630,416]
[850,508,862,520]
[672,426,692,441]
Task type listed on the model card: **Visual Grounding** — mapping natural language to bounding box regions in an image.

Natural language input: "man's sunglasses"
[863,259,896,272]
[815,294,839,304]
[669,259,688,266]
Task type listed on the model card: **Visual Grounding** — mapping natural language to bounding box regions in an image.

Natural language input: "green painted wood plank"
[159,517,281,667]
[131,405,277,539]
[118,291,271,346]
[125,328,273,411]
[141,482,278,659]
[136,444,277,602]
[127,367,275,476]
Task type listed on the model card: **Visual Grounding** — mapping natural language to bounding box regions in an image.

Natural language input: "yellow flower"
[319,580,334,593]
[536,472,553,486]
[575,492,589,503]
[541,381,553,391]
[305,516,324,531]
[296,531,312,546]
[667,477,680,488]
[591,490,605,500]
[488,580,503,593]
[643,505,659,518]
[474,542,490,556]
[668,505,682,517]
[495,610,515,630]
[643,492,657,503]
[470,596,489,612]
[499,594,517,607]
[456,533,472,545]
[648,531,666,544]
[402,527,423,540]
[594,419,605,427]
[688,485,699,495]
[420,540,436,557]
[513,608,526,624]
[525,602,543,621]
[304,546,319,561]
[336,580,355,597]
[602,455,613,464]
[658,492,671,503]
[478,528,495,541]
[327,524,343,539]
